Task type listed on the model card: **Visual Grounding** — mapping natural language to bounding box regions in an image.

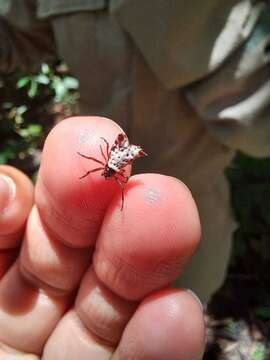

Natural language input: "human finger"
[112,289,205,360]
[75,174,200,346]
[20,117,129,302]
[0,165,33,278]
[0,341,40,359]
[94,174,201,300]
[0,261,70,354]
[35,116,130,248]
[0,165,34,248]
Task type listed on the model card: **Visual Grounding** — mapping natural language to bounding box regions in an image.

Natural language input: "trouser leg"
[176,174,236,303]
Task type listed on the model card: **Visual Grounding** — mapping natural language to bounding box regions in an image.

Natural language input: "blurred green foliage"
[0,62,78,174]
[16,63,78,102]
[251,343,267,360]
[226,153,270,313]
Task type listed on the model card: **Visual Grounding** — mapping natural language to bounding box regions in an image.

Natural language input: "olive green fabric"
[0,0,10,16]
[0,0,55,73]
[187,8,270,157]
[111,0,264,88]
[37,0,106,18]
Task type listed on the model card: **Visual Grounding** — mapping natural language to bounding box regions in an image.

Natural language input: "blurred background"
[1,61,270,359]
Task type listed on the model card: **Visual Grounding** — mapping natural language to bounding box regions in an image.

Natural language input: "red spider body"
[78,133,147,210]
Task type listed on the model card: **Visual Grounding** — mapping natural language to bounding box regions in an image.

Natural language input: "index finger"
[35,116,130,248]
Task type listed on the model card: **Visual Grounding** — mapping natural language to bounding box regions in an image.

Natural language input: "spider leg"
[77,152,105,166]
[79,167,104,179]
[114,176,125,211]
[99,145,107,162]
[100,137,110,158]
[118,174,129,184]
[118,169,130,183]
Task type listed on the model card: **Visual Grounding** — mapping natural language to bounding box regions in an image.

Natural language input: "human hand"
[0,117,205,359]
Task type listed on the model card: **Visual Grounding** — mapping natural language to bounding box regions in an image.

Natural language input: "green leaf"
[16,124,42,138]
[16,76,30,88]
[63,76,79,89]
[28,80,38,98]
[35,74,50,85]
[41,63,50,74]
[0,153,7,164]
[252,343,266,360]
[52,78,67,101]
[16,128,29,138]
[16,105,27,115]
[28,124,42,137]
[0,147,16,163]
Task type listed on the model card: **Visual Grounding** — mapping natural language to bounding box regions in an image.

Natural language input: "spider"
[78,133,147,210]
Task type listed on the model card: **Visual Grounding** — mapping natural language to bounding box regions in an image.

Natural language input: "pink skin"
[0,117,205,359]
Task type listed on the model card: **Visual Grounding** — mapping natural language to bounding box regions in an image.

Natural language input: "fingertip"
[113,288,205,360]
[0,165,34,248]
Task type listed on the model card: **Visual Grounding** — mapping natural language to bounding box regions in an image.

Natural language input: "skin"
[0,116,205,359]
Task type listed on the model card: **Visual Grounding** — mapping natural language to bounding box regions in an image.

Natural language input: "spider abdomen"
[108,145,143,172]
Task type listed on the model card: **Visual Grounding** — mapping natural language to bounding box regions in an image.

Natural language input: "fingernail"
[0,174,16,213]
[186,289,204,312]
